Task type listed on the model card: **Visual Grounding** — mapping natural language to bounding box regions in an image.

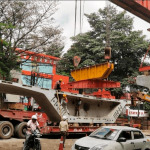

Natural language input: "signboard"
[126,108,148,117]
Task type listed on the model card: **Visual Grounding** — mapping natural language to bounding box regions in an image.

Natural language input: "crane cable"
[105,0,110,47]
[80,0,81,34]
[74,0,77,36]
[81,0,85,33]
[74,0,83,35]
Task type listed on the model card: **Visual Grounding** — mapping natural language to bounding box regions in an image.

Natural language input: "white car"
[72,126,150,150]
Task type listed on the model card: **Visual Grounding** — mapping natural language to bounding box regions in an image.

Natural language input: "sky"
[53,1,150,53]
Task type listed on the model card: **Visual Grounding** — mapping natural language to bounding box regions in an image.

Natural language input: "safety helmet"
[63,94,66,97]
[62,116,67,120]
[32,115,37,120]
[59,79,62,82]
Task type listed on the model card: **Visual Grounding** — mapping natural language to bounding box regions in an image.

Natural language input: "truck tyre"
[14,123,19,137]
[0,121,14,139]
[16,122,27,139]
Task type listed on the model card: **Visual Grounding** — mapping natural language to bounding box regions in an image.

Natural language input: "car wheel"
[16,122,27,139]
[0,121,14,139]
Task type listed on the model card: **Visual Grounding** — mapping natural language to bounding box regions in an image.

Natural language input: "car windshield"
[89,127,120,140]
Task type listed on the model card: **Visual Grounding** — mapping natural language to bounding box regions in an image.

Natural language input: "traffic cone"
[59,136,63,150]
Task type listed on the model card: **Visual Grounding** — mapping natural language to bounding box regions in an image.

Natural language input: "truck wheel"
[14,123,19,137]
[0,121,14,139]
[16,122,27,139]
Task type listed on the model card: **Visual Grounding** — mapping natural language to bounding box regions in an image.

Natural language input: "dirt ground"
[0,130,150,150]
[0,138,76,150]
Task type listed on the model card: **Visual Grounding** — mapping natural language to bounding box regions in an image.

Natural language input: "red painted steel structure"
[92,89,115,99]
[16,48,60,63]
[15,48,69,88]
[139,66,150,72]
[22,70,53,79]
[0,109,98,134]
[61,79,120,89]
[110,0,150,23]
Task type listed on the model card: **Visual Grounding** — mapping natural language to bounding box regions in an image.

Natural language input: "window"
[118,131,132,140]
[133,131,144,139]
[90,128,119,140]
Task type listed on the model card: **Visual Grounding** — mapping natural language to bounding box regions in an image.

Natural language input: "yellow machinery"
[71,62,114,81]
[137,92,150,103]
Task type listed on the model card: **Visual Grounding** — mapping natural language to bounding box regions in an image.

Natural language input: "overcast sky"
[53,1,150,53]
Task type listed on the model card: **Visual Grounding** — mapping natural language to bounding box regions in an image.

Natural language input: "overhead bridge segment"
[0,80,66,122]
[0,80,126,123]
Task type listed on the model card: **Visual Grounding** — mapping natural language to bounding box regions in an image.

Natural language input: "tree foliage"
[46,45,64,57]
[0,23,20,80]
[0,1,65,79]
[57,6,149,96]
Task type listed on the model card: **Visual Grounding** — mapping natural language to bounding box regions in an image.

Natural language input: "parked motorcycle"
[23,129,42,150]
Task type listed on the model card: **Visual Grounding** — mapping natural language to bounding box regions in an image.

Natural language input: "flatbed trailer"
[0,109,141,139]
[0,109,100,139]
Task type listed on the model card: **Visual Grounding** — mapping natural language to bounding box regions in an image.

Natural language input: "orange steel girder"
[71,62,114,81]
[110,0,150,23]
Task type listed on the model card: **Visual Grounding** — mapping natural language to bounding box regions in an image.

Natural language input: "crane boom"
[110,0,150,23]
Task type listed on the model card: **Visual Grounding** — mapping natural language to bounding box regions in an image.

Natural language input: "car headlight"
[90,144,108,150]
[90,146,103,150]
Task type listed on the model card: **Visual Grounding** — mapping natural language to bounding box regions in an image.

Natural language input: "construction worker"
[20,95,24,103]
[54,79,62,91]
[75,97,82,116]
[59,116,69,148]
[23,115,41,149]
[61,94,70,115]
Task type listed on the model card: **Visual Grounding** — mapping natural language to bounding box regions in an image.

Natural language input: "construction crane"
[137,92,150,103]
[110,0,150,23]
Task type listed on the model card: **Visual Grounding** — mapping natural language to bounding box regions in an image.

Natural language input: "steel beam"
[110,0,150,23]
[71,62,114,81]
[139,66,150,72]
[61,79,120,89]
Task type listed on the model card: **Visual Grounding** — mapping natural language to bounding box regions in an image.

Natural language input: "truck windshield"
[89,128,119,140]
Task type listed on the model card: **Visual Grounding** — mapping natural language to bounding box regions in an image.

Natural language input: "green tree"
[57,6,149,95]
[46,44,64,57]
[0,23,20,80]
[0,1,65,80]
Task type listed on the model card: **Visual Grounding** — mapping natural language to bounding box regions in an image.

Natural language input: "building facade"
[6,48,69,102]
